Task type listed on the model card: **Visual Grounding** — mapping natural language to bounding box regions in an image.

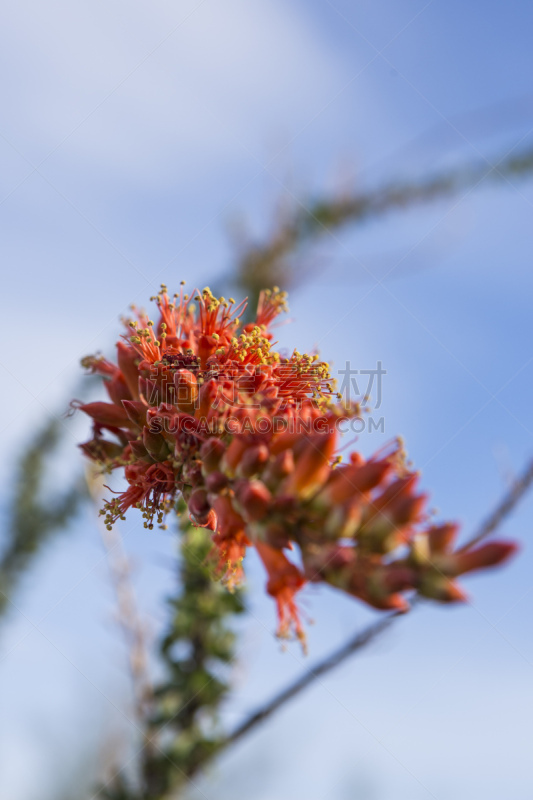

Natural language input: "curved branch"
[0,417,87,616]
[233,144,533,297]
[225,612,401,749]
[458,456,533,552]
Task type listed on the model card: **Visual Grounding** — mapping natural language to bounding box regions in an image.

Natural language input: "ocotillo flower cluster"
[76,284,516,645]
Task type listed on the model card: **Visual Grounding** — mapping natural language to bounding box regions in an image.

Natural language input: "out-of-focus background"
[1,1,532,798]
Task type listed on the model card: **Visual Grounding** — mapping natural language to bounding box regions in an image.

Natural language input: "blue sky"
[1,1,533,798]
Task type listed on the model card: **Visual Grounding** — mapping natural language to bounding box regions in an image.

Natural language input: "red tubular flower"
[79,401,136,430]
[256,541,306,645]
[211,495,250,590]
[282,428,338,499]
[411,523,519,603]
[102,461,176,530]
[76,283,517,648]
[452,541,517,574]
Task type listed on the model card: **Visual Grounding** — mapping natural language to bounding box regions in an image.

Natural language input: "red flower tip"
[284,429,337,498]
[256,542,306,647]
[428,523,459,553]
[453,541,519,576]
[234,479,272,521]
[79,401,135,429]
[211,495,250,590]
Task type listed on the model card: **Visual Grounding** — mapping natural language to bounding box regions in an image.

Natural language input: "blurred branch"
[457,456,533,552]
[0,417,87,615]
[138,510,245,799]
[99,506,245,800]
[232,144,533,298]
[87,470,153,732]
[218,452,533,751]
[224,613,399,750]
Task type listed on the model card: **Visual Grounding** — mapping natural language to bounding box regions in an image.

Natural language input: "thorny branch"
[457,457,533,552]
[232,144,533,298]
[0,418,86,615]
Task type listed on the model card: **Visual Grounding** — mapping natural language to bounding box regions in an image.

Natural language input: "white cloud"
[1,0,347,185]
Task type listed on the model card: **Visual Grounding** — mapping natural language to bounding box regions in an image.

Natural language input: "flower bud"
[428,523,459,553]
[262,449,295,489]
[237,444,270,477]
[196,377,218,420]
[221,436,248,474]
[106,375,131,406]
[143,427,169,461]
[320,459,391,505]
[200,438,226,473]
[324,503,362,540]
[181,459,203,487]
[174,369,199,414]
[188,488,211,525]
[129,440,151,461]
[283,430,337,499]
[79,439,124,462]
[122,400,147,428]
[140,378,159,406]
[451,541,518,576]
[117,341,141,399]
[79,401,135,429]
[235,480,272,521]
[205,470,229,494]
